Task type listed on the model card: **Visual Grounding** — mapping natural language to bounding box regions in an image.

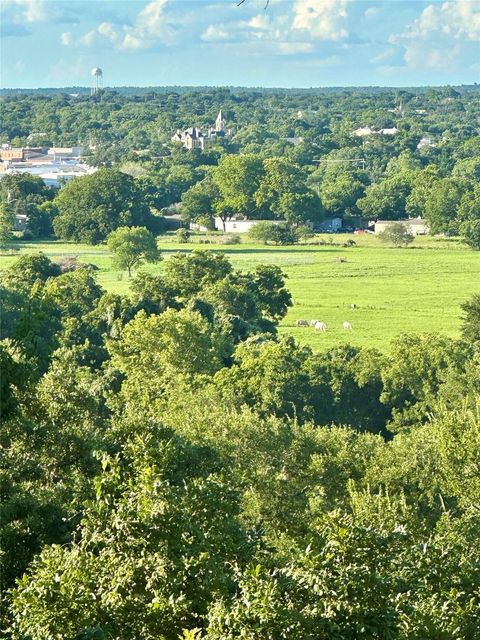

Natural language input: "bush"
[378,223,414,246]
[220,234,241,245]
[176,228,191,243]
[248,222,299,245]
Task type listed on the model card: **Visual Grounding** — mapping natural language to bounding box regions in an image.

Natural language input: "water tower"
[91,67,103,95]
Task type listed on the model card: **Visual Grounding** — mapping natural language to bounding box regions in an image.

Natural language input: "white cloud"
[391,1,480,69]
[364,6,379,18]
[98,22,119,43]
[60,31,73,46]
[10,0,48,23]
[120,0,173,49]
[79,30,97,48]
[292,0,349,41]
[201,25,229,42]
[393,1,480,42]
[66,0,174,52]
[278,41,314,55]
[248,14,271,31]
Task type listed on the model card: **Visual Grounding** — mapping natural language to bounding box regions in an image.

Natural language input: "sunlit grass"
[1,233,478,352]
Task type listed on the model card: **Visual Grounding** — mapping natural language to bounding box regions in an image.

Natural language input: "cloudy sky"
[1,0,479,88]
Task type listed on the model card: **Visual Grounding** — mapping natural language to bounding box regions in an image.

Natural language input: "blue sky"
[1,0,479,88]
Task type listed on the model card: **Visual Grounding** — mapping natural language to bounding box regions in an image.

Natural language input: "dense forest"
[1,247,480,638]
[1,86,480,637]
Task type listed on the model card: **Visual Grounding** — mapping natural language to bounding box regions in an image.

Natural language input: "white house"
[213,217,287,233]
[417,137,437,150]
[374,218,429,236]
[353,126,375,137]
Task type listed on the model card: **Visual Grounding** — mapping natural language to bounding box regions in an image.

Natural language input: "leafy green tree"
[462,219,480,250]
[53,168,152,244]
[313,171,366,218]
[181,178,219,225]
[461,293,480,343]
[380,334,470,431]
[0,202,15,249]
[107,226,161,276]
[357,176,412,221]
[251,264,292,322]
[378,222,414,246]
[42,269,104,317]
[247,220,279,244]
[424,177,470,234]
[10,427,248,640]
[255,157,323,225]
[405,165,440,218]
[6,253,60,287]
[306,345,391,435]
[109,308,224,412]
[212,154,264,229]
[163,250,232,299]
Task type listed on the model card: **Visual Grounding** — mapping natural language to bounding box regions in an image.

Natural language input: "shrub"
[378,223,414,247]
[176,228,191,243]
[220,234,241,245]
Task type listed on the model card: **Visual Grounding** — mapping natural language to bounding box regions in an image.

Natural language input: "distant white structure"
[353,126,399,137]
[417,137,437,150]
[379,127,399,135]
[47,146,83,159]
[353,126,375,137]
[213,217,287,233]
[91,67,103,95]
[374,218,429,236]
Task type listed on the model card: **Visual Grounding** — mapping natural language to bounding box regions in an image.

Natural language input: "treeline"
[1,249,480,637]
[2,86,480,247]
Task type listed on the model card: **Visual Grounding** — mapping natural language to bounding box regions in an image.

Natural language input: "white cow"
[314,321,328,332]
[310,319,320,327]
[343,321,353,330]
[296,319,309,327]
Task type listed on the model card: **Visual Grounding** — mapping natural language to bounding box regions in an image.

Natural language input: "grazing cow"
[310,319,320,327]
[314,321,328,332]
[343,321,353,330]
[296,319,309,327]
[350,303,357,310]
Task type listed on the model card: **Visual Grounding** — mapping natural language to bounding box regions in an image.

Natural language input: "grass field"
[1,234,478,352]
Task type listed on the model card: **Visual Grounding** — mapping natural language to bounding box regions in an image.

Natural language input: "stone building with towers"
[172,110,230,150]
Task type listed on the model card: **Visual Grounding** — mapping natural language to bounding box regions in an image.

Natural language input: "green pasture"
[1,234,478,352]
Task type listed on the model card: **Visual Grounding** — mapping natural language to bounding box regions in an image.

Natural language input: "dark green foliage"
[461,293,480,343]
[1,193,480,638]
[53,169,153,244]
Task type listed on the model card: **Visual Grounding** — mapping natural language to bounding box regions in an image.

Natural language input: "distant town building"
[379,127,399,135]
[213,217,287,233]
[47,146,83,158]
[353,126,399,137]
[417,137,437,150]
[172,111,230,150]
[353,126,375,137]
[0,148,24,162]
[285,136,304,146]
[315,217,343,233]
[374,218,429,236]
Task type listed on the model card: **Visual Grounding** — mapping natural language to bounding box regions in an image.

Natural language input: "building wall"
[0,149,24,161]
[214,218,286,233]
[374,219,429,236]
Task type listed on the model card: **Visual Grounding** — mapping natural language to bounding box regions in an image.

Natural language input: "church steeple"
[215,110,226,132]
